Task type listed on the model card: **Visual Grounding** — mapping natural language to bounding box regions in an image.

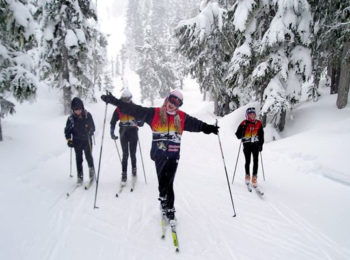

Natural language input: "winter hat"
[246,107,256,119]
[167,89,183,108]
[120,89,132,100]
[71,97,84,110]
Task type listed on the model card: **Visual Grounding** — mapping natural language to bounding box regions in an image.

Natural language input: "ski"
[160,213,180,252]
[161,214,167,239]
[115,183,126,198]
[84,178,95,190]
[246,182,252,192]
[130,176,137,192]
[254,186,264,196]
[66,184,81,198]
[170,220,180,252]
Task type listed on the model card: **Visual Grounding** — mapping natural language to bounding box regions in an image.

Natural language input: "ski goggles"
[168,94,183,108]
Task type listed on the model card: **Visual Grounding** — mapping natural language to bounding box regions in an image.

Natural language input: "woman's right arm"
[102,94,155,125]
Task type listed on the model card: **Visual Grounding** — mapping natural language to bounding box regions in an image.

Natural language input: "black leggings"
[74,138,94,177]
[120,127,138,172]
[155,157,178,209]
[243,144,259,176]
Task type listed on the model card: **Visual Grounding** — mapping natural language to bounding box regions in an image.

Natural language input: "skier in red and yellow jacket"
[101,90,218,221]
[110,90,143,185]
[235,107,264,188]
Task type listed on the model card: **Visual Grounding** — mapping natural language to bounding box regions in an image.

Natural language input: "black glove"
[111,133,118,140]
[67,139,74,148]
[101,92,117,104]
[202,124,219,135]
[137,120,144,127]
[258,145,263,152]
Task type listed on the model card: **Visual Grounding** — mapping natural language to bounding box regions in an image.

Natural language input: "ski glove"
[101,93,118,104]
[111,133,118,140]
[67,139,74,148]
[202,124,219,135]
[258,145,263,152]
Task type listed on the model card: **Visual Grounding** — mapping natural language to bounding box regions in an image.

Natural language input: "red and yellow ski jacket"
[235,119,264,145]
[108,101,208,161]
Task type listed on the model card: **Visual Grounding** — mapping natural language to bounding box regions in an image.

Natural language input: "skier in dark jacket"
[110,89,143,185]
[101,90,218,221]
[235,107,264,188]
[64,97,95,185]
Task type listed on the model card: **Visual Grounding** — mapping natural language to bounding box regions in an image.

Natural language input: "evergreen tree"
[41,0,106,114]
[0,0,39,141]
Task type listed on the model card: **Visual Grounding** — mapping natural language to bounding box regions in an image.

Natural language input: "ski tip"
[66,193,70,197]
[175,248,180,253]
[116,193,119,197]
[130,189,134,192]
[161,235,165,239]
[233,213,237,218]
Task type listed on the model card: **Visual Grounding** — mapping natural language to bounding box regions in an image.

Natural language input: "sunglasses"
[168,94,183,108]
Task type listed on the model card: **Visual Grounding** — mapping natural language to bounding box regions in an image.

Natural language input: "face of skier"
[166,100,178,115]
[73,108,83,117]
[247,112,256,121]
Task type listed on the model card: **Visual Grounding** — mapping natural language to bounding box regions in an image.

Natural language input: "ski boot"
[166,208,176,221]
[89,167,95,181]
[252,175,258,188]
[245,174,250,184]
[158,197,167,215]
[121,172,127,187]
[132,167,137,177]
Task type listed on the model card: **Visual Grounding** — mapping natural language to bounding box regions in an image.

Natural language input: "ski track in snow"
[1,90,350,259]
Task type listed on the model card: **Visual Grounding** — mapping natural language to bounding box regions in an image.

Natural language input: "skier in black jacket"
[110,89,143,185]
[65,97,95,185]
[235,107,264,188]
[101,90,218,221]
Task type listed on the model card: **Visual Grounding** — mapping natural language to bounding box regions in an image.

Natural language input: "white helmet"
[121,89,132,99]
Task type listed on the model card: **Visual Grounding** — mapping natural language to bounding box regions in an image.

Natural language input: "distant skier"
[101,90,218,221]
[235,107,264,188]
[110,89,143,186]
[65,97,95,185]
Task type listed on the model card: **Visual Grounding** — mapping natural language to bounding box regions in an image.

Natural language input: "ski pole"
[93,102,108,209]
[113,139,122,164]
[216,120,237,217]
[138,135,147,184]
[69,148,73,178]
[231,142,242,184]
[260,152,266,181]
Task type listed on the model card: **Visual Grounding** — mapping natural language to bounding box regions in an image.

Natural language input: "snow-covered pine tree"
[41,0,106,114]
[175,1,232,115]
[0,0,39,141]
[311,1,350,108]
[137,25,180,105]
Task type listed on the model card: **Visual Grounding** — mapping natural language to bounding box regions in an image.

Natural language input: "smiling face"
[166,101,178,114]
[247,112,256,121]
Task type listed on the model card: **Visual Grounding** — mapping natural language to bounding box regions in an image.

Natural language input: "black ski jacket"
[64,110,95,141]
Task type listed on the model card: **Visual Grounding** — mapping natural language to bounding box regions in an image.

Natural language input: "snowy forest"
[1,0,349,140]
[1,1,350,259]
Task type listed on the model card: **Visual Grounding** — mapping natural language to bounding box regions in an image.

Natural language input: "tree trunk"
[278,108,286,132]
[0,117,3,142]
[62,46,72,115]
[336,42,350,109]
[329,61,340,94]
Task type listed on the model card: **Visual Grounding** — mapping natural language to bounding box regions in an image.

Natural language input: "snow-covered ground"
[1,78,350,259]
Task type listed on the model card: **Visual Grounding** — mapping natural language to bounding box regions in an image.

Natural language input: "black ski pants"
[243,143,259,176]
[155,157,178,209]
[120,127,138,173]
[74,138,94,178]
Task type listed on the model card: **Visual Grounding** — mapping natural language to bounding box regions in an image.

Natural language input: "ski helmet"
[246,107,256,119]
[120,89,132,100]
[167,90,183,108]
